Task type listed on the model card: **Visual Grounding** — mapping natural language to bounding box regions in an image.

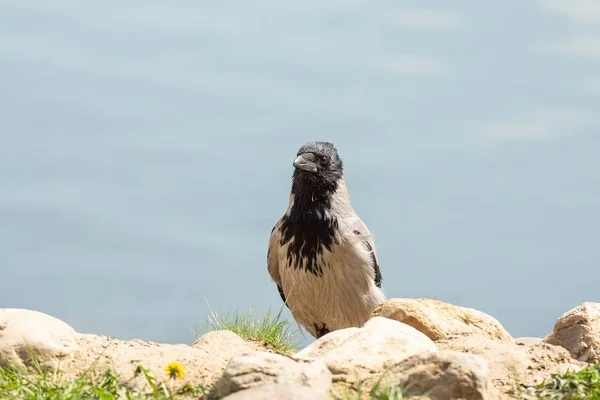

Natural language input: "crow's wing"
[349,217,382,288]
[267,221,288,305]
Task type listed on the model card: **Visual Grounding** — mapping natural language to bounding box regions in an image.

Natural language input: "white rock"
[296,316,437,382]
[192,330,260,359]
[372,298,513,343]
[384,350,492,400]
[439,335,584,398]
[207,352,332,400]
[62,330,262,392]
[0,308,78,371]
[544,302,600,363]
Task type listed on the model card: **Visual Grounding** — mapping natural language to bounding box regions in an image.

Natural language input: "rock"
[193,330,287,356]
[192,330,260,359]
[207,352,332,400]
[373,350,492,400]
[372,298,513,343]
[61,330,262,393]
[220,382,330,400]
[544,302,600,363]
[6,303,594,400]
[295,316,437,395]
[0,308,78,371]
[438,335,585,398]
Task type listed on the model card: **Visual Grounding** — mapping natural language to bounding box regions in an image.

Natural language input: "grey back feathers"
[267,141,385,339]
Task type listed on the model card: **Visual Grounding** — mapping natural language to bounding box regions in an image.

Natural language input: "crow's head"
[293,141,343,175]
[291,141,344,197]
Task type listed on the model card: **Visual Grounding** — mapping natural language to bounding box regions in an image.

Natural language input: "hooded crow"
[267,141,385,339]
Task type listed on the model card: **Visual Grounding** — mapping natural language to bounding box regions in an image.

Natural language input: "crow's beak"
[293,153,318,173]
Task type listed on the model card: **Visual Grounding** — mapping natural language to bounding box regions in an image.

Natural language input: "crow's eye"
[320,156,329,165]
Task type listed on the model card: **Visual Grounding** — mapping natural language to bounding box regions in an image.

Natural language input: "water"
[1,1,599,346]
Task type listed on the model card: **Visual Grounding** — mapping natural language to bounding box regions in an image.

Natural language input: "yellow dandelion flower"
[164,362,186,380]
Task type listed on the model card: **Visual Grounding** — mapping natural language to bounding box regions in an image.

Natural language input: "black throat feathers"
[279,170,341,277]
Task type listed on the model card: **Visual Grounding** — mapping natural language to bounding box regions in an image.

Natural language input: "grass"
[364,382,407,400]
[528,362,600,400]
[0,364,209,400]
[344,369,409,400]
[200,301,299,354]
[370,386,406,400]
[346,385,405,400]
[344,381,414,400]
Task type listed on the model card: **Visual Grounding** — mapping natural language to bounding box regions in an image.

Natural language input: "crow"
[267,141,385,339]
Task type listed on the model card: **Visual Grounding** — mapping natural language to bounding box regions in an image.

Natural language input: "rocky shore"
[1,299,599,399]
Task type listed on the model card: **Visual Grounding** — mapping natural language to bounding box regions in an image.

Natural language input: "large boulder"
[373,350,493,400]
[544,302,600,363]
[0,308,79,371]
[208,352,332,399]
[438,335,585,398]
[372,298,513,343]
[296,317,437,381]
[62,330,262,392]
[296,316,437,398]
